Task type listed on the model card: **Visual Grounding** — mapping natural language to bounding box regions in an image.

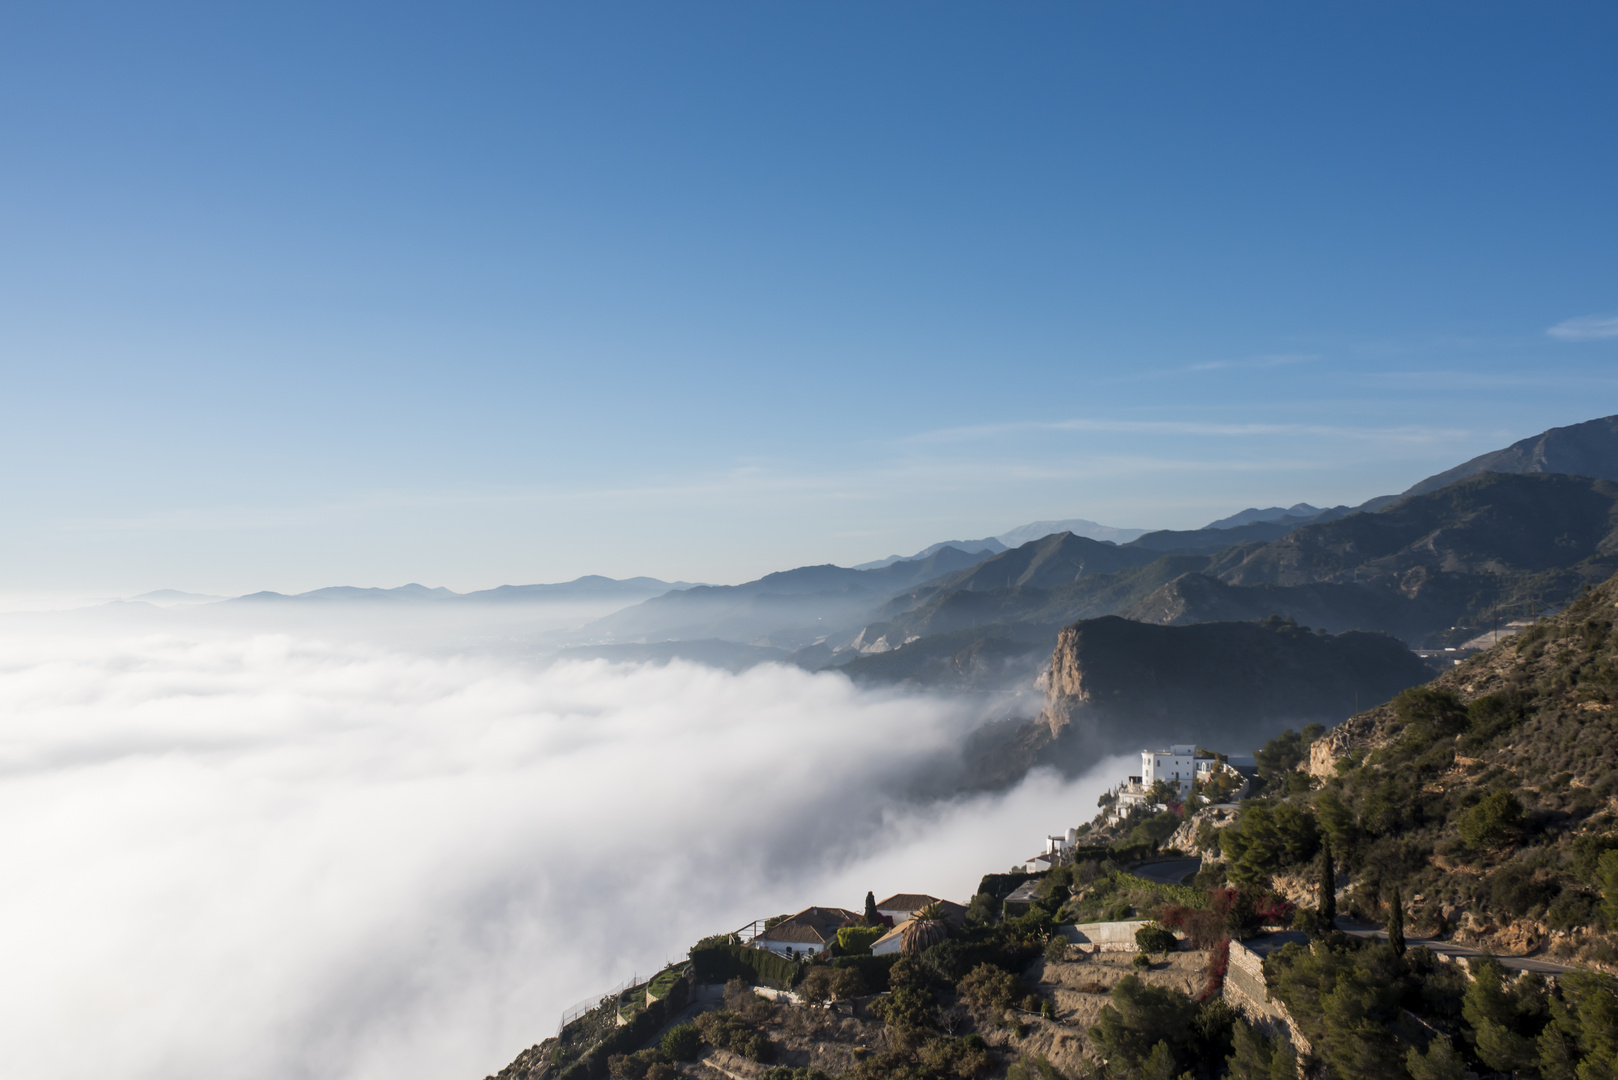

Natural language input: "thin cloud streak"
[1547,314,1618,341]
[58,454,1348,538]
[1356,369,1618,390]
[904,417,1469,445]
[1185,353,1318,372]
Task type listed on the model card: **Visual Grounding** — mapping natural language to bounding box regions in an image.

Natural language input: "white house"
[869,899,967,955]
[752,906,859,959]
[1141,744,1200,797]
[871,921,908,956]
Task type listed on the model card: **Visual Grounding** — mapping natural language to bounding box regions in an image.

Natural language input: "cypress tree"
[1319,839,1337,925]
[1388,884,1406,957]
[863,891,880,926]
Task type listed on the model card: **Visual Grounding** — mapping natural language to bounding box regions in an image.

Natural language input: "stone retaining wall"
[1221,940,1313,1059]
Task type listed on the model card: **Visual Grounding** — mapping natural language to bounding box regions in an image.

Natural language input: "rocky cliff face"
[1032,615,1431,758]
[1040,622,1089,737]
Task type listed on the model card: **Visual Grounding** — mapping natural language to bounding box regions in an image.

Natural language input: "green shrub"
[830,966,866,999]
[831,953,899,992]
[1393,686,1469,739]
[1089,974,1197,1073]
[694,1010,773,1062]
[1127,810,1183,849]
[1221,802,1320,884]
[797,967,834,1006]
[871,984,938,1051]
[1134,925,1178,955]
[1458,791,1524,849]
[957,963,1020,1013]
[689,943,801,989]
[835,924,887,955]
[661,1024,699,1061]
[1599,850,1618,921]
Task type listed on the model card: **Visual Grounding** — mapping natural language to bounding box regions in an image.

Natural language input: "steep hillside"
[1122,507,1354,554]
[1207,567,1618,966]
[1199,471,1618,643]
[861,473,1618,670]
[1210,472,1618,595]
[1400,412,1618,499]
[1121,573,1448,643]
[927,532,1161,593]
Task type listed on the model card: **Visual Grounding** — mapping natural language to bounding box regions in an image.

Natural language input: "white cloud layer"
[1547,313,1618,341]
[0,627,1120,1080]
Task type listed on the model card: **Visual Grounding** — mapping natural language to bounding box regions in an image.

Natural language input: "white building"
[1141,744,1223,798]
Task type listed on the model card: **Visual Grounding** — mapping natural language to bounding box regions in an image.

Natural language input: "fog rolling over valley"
[0,613,1124,1080]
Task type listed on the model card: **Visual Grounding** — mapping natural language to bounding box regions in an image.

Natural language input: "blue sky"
[1,2,1615,594]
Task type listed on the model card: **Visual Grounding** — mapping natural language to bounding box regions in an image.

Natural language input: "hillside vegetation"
[1225,568,1618,964]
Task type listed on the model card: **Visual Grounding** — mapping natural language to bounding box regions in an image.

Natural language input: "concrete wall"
[1056,920,1163,952]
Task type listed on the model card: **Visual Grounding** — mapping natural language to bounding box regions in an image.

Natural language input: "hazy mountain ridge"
[582,544,998,648]
[855,470,1618,674]
[1203,502,1326,529]
[225,575,696,605]
[853,516,1147,570]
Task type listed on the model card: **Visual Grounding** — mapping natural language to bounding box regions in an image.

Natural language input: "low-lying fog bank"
[0,623,1122,1080]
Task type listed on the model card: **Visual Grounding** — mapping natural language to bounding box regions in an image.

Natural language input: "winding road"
[1131,856,1202,886]
[1130,856,1575,974]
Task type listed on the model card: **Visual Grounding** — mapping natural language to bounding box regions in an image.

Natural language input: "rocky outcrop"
[1033,615,1430,755]
[1168,805,1241,854]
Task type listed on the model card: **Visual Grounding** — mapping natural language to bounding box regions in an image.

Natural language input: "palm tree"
[901,903,950,958]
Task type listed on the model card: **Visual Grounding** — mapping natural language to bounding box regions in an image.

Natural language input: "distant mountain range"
[141,413,1618,716]
[1202,502,1327,529]
[854,518,1149,570]
[575,414,1618,675]
[223,575,697,605]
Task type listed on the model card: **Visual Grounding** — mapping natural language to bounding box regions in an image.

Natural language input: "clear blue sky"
[2,2,1615,595]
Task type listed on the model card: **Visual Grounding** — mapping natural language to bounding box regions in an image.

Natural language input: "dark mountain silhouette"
[1208,472,1618,618]
[865,472,1618,661]
[959,615,1431,786]
[1120,573,1437,640]
[1203,502,1326,530]
[926,532,1162,592]
[1121,506,1356,553]
[1398,413,1618,499]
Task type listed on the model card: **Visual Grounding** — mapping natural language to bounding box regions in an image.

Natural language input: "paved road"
[1123,860,1574,973]
[1332,917,1574,974]
[1132,857,1201,886]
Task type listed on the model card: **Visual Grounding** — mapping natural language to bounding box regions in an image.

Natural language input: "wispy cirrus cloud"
[904,417,1467,445]
[1547,314,1618,341]
[1185,353,1318,372]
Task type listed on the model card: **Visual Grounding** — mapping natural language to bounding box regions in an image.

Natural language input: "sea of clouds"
[0,623,1123,1080]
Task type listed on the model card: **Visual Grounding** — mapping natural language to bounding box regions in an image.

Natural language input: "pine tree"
[863,890,880,926]
[1387,885,1406,957]
[1319,838,1337,925]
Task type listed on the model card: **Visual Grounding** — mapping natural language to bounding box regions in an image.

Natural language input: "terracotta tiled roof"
[756,906,860,945]
[875,893,941,912]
